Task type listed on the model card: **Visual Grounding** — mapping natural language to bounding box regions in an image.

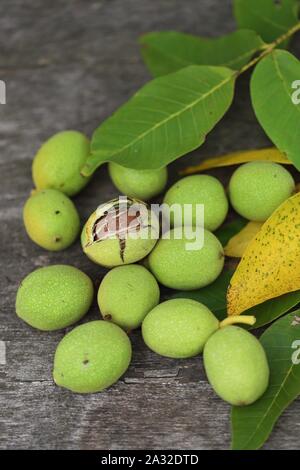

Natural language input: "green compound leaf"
[171,269,234,321]
[251,49,300,171]
[232,311,300,450]
[234,0,299,45]
[82,65,236,175]
[140,30,264,77]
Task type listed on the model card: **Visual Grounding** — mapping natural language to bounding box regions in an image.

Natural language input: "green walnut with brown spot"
[23,189,80,251]
[98,264,160,330]
[53,320,132,393]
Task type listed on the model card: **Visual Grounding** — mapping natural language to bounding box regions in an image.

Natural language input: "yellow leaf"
[224,221,263,258]
[180,147,291,175]
[227,193,300,315]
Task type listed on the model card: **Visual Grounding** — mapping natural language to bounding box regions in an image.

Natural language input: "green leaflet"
[247,290,300,329]
[251,49,300,171]
[234,0,299,45]
[81,65,236,176]
[231,311,300,450]
[140,30,264,77]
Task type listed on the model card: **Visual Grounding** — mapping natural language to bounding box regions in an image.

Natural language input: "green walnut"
[229,161,295,221]
[16,265,94,331]
[109,162,168,201]
[32,130,91,196]
[53,320,132,393]
[142,298,219,358]
[148,227,224,290]
[23,189,80,251]
[163,175,228,231]
[98,265,160,330]
[81,197,159,268]
[204,326,270,406]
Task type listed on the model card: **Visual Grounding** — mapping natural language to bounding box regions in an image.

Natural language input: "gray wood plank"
[0,0,300,450]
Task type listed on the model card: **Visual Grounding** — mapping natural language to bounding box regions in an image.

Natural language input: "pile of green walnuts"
[16,130,295,405]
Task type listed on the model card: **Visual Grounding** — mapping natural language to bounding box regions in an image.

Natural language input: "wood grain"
[0,0,299,450]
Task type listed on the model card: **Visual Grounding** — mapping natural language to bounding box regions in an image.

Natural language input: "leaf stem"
[219,315,256,328]
[237,21,300,76]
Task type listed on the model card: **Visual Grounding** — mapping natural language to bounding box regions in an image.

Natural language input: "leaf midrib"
[225,46,261,68]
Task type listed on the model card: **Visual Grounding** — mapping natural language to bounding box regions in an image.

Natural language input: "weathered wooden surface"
[0,0,300,450]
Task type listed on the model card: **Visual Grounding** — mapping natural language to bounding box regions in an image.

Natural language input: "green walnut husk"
[229,161,295,221]
[163,174,228,231]
[204,326,270,406]
[16,265,94,331]
[148,227,224,290]
[109,162,168,200]
[81,197,159,268]
[98,264,160,330]
[32,130,91,196]
[53,320,132,393]
[23,189,80,251]
[142,298,219,358]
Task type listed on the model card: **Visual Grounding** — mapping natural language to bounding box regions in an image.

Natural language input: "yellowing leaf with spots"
[180,147,291,175]
[224,221,263,258]
[227,193,300,316]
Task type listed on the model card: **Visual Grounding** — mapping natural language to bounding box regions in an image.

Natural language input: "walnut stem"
[219,315,256,328]
[237,21,300,77]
